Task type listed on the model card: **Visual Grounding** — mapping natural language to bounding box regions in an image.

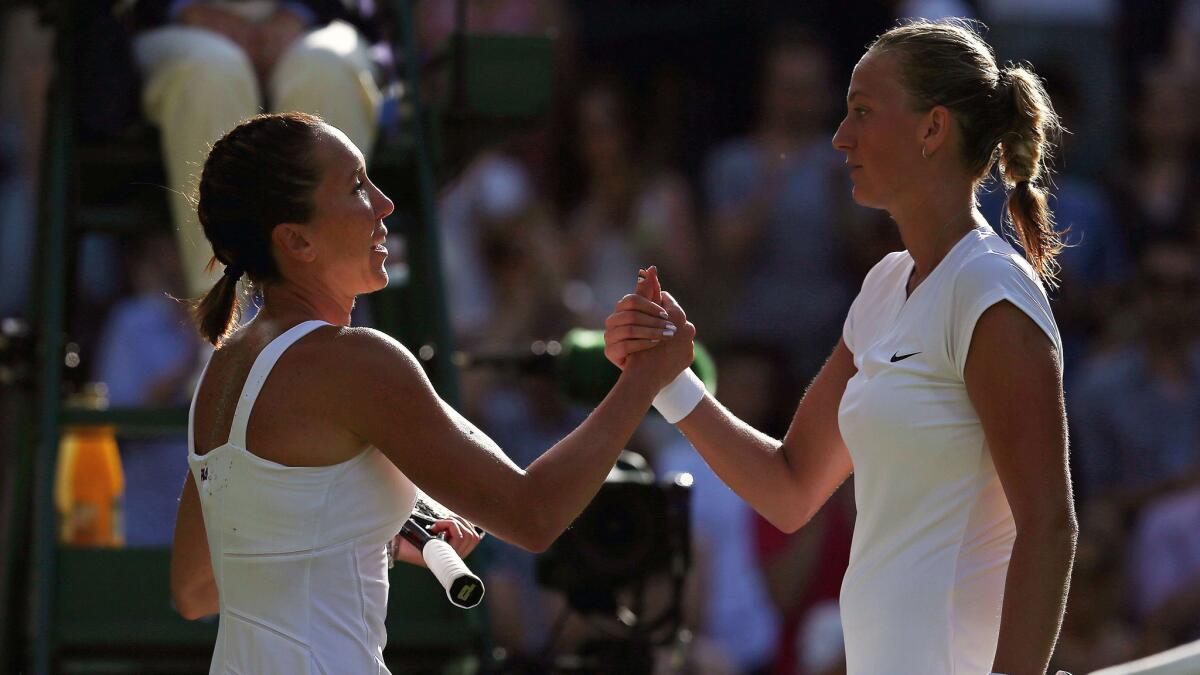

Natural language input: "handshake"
[603,266,708,424]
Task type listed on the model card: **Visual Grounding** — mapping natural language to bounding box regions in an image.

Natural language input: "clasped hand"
[603,266,696,389]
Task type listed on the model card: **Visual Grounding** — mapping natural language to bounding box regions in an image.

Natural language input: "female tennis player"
[169,112,694,673]
[606,20,1077,675]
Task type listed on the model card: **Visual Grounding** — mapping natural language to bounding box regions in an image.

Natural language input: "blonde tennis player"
[605,19,1077,675]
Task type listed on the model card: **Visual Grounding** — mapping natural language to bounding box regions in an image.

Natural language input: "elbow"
[171,578,216,621]
[521,534,553,554]
[172,590,210,621]
[494,499,556,553]
[518,511,557,554]
[765,506,811,535]
[175,601,210,622]
[1015,509,1079,546]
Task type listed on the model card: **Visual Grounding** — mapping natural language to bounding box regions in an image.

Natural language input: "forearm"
[992,525,1077,674]
[521,372,659,549]
[677,397,803,531]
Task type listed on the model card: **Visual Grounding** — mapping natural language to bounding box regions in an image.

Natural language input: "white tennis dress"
[837,226,1061,674]
[187,320,416,674]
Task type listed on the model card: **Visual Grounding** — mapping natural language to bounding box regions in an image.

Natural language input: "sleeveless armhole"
[188,320,331,456]
[226,320,330,449]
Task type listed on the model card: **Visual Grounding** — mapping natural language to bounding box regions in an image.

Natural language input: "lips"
[371,225,388,251]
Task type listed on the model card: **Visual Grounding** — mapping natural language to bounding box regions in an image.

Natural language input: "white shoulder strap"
[226,320,330,448]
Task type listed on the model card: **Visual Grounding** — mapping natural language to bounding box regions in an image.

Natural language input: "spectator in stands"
[1128,473,1200,653]
[702,28,862,382]
[1070,242,1200,510]
[564,77,700,327]
[979,0,1121,175]
[95,234,201,545]
[127,0,384,298]
[1109,62,1200,257]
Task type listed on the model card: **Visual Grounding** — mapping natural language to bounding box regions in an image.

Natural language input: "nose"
[374,187,395,220]
[832,117,853,153]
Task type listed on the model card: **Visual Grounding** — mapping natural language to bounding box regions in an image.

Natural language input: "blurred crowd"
[2,1,1199,673]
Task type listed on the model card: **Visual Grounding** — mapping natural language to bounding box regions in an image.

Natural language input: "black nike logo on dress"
[890,351,921,362]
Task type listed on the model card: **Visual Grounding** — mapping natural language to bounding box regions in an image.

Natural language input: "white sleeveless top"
[837,226,1061,674]
[187,320,417,675]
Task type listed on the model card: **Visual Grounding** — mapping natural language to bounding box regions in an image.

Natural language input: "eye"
[853,107,869,117]
[353,179,366,194]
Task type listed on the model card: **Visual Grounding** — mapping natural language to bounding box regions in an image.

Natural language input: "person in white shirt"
[169,111,695,672]
[604,19,1077,675]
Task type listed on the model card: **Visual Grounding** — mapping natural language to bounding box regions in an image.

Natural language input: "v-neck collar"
[900,226,986,305]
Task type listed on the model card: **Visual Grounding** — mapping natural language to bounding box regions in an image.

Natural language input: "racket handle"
[420,538,485,609]
[399,519,484,608]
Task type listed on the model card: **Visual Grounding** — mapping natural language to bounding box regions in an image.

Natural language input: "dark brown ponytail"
[191,112,325,345]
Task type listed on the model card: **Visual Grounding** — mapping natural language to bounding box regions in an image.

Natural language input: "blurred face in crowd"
[1137,65,1197,153]
[763,44,832,135]
[578,86,631,175]
[1138,244,1200,350]
[832,49,930,210]
[275,125,395,298]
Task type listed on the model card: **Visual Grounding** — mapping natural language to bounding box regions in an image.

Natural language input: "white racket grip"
[421,538,485,608]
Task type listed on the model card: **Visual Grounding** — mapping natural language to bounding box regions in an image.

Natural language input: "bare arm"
[170,473,218,620]
[609,267,856,532]
[967,302,1077,675]
[327,295,693,554]
[675,339,856,532]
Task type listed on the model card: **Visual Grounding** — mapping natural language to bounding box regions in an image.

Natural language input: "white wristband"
[652,368,706,423]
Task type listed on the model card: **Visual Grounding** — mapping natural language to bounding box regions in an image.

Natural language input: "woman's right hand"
[604,266,695,391]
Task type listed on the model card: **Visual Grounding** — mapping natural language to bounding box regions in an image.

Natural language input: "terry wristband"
[652,368,706,423]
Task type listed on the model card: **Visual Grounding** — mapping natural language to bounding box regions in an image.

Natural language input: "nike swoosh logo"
[890,351,921,362]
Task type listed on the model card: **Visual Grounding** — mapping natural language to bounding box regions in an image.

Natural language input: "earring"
[921,145,929,160]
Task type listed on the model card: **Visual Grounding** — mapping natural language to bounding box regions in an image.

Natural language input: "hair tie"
[223,264,244,280]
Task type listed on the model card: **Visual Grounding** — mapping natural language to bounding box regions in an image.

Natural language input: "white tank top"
[187,320,416,674]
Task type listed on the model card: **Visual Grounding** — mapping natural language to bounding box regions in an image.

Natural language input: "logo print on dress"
[890,351,921,363]
[200,466,209,481]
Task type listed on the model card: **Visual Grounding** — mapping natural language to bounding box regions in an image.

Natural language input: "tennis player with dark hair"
[606,20,1076,674]
[169,111,695,673]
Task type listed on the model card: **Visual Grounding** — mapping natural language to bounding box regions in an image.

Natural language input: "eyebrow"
[349,164,364,182]
[847,91,870,104]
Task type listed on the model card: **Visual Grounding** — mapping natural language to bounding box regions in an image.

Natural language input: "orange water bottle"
[55,383,124,547]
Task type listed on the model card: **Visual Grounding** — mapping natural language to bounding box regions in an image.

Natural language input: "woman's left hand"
[391,516,484,568]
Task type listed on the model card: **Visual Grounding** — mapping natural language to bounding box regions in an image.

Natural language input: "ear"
[919,105,952,157]
[272,223,317,263]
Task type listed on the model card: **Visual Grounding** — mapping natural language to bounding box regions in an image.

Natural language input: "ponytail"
[193,259,244,346]
[188,112,324,345]
[871,20,1067,287]
[999,65,1066,287]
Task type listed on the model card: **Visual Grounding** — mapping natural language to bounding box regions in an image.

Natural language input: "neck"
[258,280,354,328]
[891,183,980,282]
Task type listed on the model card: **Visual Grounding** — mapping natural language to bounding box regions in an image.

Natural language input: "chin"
[850,183,884,210]
[368,270,389,293]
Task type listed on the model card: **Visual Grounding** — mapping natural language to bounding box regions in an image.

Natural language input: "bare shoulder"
[296,325,428,388]
[291,326,439,433]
